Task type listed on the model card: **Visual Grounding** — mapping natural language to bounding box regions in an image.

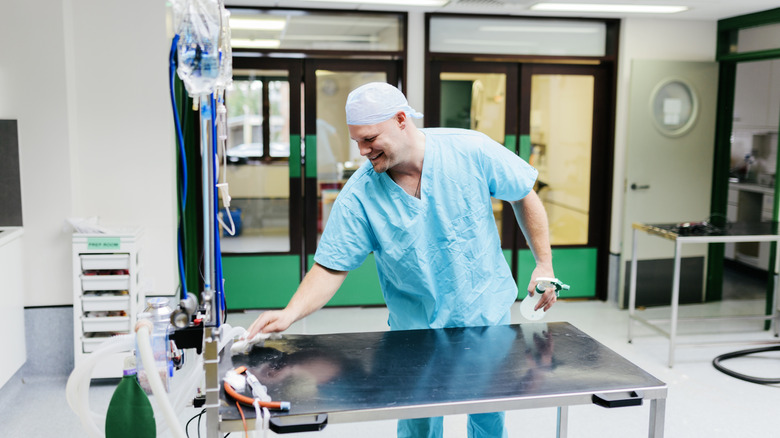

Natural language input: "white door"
[618,60,719,306]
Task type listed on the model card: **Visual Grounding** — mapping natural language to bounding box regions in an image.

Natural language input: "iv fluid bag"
[215,6,233,91]
[175,0,221,97]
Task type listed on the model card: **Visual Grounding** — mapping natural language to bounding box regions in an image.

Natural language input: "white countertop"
[0,227,24,247]
[729,181,775,195]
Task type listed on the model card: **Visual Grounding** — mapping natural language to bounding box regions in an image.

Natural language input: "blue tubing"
[169,34,189,300]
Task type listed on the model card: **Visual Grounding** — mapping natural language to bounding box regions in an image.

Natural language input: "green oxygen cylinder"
[105,356,156,438]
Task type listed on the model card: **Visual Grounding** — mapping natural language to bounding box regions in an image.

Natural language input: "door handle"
[630,183,650,191]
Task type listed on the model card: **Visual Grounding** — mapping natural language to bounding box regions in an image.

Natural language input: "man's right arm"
[246,263,348,337]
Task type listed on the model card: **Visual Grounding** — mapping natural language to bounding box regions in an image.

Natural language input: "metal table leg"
[204,329,221,438]
[629,228,639,343]
[556,406,569,438]
[668,240,682,368]
[773,273,780,337]
[648,398,666,438]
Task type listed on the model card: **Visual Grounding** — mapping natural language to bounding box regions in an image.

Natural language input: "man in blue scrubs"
[248,82,557,437]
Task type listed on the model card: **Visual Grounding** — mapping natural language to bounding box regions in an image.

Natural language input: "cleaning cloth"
[230,331,279,355]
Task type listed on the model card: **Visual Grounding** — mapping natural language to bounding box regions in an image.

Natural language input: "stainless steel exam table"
[219,322,667,437]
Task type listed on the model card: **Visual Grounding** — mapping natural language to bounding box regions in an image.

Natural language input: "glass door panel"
[303,60,398,306]
[314,70,387,243]
[429,62,608,297]
[219,58,304,310]
[529,74,593,245]
[438,71,510,239]
[221,71,292,253]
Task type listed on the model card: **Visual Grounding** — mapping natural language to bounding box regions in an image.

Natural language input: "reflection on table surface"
[220,322,664,421]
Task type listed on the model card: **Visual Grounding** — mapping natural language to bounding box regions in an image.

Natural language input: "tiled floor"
[2,295,779,437]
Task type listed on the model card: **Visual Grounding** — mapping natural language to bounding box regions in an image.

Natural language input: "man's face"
[349,114,404,174]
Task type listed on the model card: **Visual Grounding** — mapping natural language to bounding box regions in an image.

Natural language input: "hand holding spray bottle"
[520,277,570,321]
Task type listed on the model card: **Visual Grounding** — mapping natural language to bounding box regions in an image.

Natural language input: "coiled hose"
[712,345,780,384]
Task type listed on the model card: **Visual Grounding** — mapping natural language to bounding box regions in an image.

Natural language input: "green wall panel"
[503,249,512,267]
[221,248,595,310]
[519,135,532,161]
[515,247,597,299]
[504,134,517,152]
[307,254,385,306]
[221,255,301,310]
[305,135,317,178]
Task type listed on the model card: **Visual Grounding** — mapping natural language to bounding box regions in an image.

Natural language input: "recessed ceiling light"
[302,0,449,6]
[231,39,281,49]
[284,35,376,42]
[445,39,537,47]
[530,3,689,14]
[480,25,600,33]
[230,18,286,31]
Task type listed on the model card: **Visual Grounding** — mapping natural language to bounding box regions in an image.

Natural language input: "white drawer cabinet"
[72,230,141,378]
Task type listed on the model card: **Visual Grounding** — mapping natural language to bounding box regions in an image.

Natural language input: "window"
[226,75,291,162]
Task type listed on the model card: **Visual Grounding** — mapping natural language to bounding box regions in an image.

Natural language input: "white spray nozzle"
[534,277,570,295]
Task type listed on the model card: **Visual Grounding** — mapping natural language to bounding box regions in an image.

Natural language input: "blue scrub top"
[314,128,538,330]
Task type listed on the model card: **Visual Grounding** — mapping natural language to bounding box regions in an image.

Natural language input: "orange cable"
[236,401,248,438]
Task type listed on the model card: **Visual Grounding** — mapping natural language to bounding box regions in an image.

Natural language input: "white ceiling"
[234,0,780,21]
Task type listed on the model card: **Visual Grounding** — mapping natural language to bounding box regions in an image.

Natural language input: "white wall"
[67,0,176,298]
[0,0,177,306]
[406,11,426,127]
[0,1,76,307]
[0,1,722,307]
[0,229,26,388]
[610,19,718,256]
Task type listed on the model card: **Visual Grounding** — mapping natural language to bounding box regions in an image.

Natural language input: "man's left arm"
[511,190,557,311]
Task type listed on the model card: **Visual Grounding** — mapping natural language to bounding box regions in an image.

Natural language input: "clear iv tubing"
[66,334,134,438]
[136,320,187,438]
[65,332,197,437]
[66,327,241,438]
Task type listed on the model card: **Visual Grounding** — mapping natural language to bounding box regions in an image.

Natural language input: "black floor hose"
[712,345,780,384]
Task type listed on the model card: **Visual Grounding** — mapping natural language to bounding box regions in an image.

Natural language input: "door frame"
[520,63,615,299]
[220,57,305,309]
[709,9,780,311]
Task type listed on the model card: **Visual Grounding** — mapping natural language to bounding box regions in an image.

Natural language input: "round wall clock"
[649,78,699,137]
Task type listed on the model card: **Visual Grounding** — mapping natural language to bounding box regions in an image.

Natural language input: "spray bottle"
[520,277,570,321]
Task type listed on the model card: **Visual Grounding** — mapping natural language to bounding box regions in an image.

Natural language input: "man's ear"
[395,111,407,128]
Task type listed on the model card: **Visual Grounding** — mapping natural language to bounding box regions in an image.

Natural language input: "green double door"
[220,58,398,309]
[221,58,611,309]
[428,61,614,299]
